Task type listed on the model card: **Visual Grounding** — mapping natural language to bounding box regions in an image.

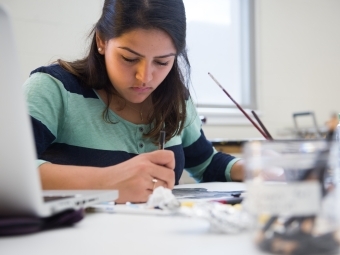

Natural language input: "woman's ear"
[95,31,106,55]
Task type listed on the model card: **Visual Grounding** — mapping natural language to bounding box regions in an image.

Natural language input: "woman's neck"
[96,89,152,124]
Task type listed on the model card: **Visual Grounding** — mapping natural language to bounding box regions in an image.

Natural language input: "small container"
[242,139,340,255]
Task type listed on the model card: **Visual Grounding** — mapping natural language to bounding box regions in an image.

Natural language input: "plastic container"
[243,140,340,255]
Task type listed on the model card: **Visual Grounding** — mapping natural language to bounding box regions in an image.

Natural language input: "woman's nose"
[135,61,153,84]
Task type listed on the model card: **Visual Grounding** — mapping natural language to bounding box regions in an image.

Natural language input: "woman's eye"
[156,61,169,66]
[122,56,138,63]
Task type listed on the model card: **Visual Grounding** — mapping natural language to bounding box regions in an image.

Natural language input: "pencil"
[158,131,166,150]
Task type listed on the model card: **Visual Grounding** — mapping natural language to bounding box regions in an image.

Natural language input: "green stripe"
[23,73,67,138]
[24,73,205,155]
[181,99,201,147]
[225,158,242,181]
[185,150,217,182]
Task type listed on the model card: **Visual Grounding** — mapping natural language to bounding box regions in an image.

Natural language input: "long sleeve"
[23,72,67,159]
[181,100,241,182]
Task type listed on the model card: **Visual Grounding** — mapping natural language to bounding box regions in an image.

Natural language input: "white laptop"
[0,5,118,217]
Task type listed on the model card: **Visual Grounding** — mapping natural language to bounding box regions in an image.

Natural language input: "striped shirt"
[23,65,240,184]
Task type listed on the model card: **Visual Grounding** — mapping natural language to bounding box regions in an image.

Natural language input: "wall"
[0,0,103,81]
[1,0,340,141]
[203,0,340,140]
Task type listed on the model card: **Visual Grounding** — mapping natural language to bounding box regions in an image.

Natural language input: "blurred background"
[1,0,339,141]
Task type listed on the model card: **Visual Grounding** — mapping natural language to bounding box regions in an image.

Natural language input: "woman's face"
[97,28,177,104]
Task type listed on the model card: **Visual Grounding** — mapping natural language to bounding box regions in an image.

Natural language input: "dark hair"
[58,0,191,143]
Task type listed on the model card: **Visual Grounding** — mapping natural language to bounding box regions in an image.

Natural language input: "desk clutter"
[4,137,340,255]
[87,186,250,234]
[84,134,340,255]
[292,111,330,139]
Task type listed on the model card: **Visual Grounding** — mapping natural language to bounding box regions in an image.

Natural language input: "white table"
[0,182,267,255]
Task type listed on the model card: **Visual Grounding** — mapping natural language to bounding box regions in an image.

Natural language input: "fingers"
[149,167,175,189]
[115,177,169,204]
[109,150,175,203]
[141,150,175,189]
[148,178,168,191]
[145,150,175,170]
[115,176,154,204]
[150,178,158,191]
[116,188,152,204]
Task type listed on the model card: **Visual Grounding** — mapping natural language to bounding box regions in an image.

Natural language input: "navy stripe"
[41,143,184,185]
[202,152,235,182]
[31,117,56,156]
[167,144,184,185]
[183,130,214,168]
[30,65,97,99]
[40,143,134,167]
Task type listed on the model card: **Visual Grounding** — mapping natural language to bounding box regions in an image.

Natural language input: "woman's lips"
[130,87,151,93]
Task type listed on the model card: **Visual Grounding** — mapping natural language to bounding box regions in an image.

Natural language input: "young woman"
[24,0,244,203]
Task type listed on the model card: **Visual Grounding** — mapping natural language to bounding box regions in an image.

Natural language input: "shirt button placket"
[137,126,145,153]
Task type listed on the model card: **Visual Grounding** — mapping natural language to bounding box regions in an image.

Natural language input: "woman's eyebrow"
[155,53,176,58]
[118,46,176,58]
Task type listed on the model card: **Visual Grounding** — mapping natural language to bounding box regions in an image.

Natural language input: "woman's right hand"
[104,150,175,203]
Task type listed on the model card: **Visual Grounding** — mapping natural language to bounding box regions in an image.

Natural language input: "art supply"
[172,188,244,200]
[208,72,271,140]
[251,110,273,140]
[88,187,250,234]
[158,130,166,150]
[211,197,243,205]
[244,140,340,255]
[179,200,250,234]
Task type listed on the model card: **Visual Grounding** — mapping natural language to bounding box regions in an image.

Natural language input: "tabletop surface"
[1,182,331,255]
